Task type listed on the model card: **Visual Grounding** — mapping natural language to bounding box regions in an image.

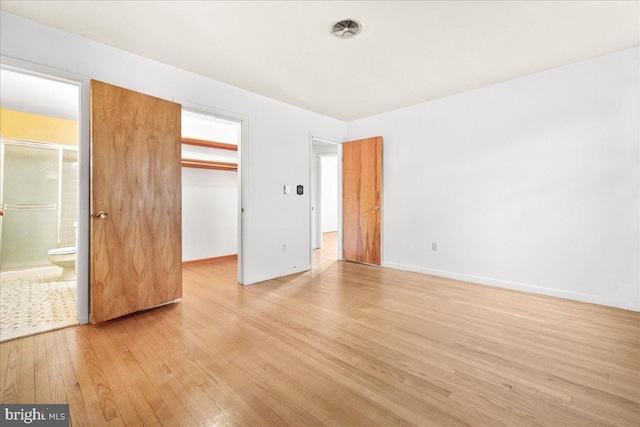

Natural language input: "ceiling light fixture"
[331,19,362,38]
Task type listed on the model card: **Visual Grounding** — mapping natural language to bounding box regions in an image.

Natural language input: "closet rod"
[181,137,238,151]
[181,158,238,171]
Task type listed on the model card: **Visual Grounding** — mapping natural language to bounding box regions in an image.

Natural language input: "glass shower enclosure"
[1,141,67,270]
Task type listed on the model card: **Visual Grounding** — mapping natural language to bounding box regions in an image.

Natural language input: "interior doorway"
[319,155,339,249]
[0,67,81,340]
[181,109,241,281]
[311,138,341,263]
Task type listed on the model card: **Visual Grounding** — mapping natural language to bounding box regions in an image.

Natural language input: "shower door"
[1,143,59,270]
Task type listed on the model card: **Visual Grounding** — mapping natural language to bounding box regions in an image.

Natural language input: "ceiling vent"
[331,19,362,38]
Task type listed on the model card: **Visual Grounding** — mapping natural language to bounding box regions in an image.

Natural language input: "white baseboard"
[382,261,639,312]
[243,264,312,286]
[243,271,280,285]
[279,264,311,277]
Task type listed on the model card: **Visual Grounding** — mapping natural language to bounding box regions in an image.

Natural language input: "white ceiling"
[1,1,638,121]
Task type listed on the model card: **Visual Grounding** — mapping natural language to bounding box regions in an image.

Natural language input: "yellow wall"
[0,106,78,146]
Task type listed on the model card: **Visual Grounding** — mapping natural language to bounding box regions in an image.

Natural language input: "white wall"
[182,111,239,262]
[1,11,347,284]
[182,110,239,145]
[348,47,640,311]
[320,156,338,233]
[182,168,238,261]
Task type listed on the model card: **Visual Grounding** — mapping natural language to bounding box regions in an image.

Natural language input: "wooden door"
[90,80,182,323]
[342,136,382,265]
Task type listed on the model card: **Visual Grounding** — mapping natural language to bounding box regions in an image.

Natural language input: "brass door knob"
[94,211,108,219]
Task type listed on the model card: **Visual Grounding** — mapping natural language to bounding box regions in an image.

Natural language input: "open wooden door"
[342,136,382,265]
[90,80,182,323]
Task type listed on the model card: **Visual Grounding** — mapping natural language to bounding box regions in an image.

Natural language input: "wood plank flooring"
[2,233,639,426]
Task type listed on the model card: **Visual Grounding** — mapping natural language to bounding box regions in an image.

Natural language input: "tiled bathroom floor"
[0,271,77,342]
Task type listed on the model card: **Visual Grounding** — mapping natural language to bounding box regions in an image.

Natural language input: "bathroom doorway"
[0,68,80,341]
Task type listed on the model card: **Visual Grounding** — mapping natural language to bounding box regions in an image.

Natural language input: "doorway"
[310,135,384,268]
[0,68,81,340]
[318,155,339,252]
[181,109,241,281]
[311,137,341,264]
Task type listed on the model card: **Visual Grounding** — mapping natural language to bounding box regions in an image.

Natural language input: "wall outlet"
[432,242,439,252]
[282,243,286,252]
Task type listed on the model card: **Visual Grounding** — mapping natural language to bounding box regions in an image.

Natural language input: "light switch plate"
[284,185,291,194]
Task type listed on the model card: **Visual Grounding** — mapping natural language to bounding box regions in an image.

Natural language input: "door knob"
[94,211,108,219]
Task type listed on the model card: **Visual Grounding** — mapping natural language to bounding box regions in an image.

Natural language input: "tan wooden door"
[342,136,382,265]
[90,80,182,323]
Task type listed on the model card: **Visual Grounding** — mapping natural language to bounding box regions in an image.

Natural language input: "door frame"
[176,99,248,284]
[309,134,343,265]
[1,55,91,323]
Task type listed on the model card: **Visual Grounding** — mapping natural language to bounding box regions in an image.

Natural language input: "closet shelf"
[181,158,238,171]
[181,137,238,151]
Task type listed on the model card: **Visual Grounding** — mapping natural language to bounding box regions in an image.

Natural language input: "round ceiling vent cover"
[331,19,362,38]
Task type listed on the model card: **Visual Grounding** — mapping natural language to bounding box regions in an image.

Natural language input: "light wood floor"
[2,233,639,426]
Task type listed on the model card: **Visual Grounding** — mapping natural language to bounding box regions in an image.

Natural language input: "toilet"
[48,221,77,280]
[48,247,76,280]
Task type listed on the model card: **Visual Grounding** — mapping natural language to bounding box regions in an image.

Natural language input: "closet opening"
[181,109,241,282]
